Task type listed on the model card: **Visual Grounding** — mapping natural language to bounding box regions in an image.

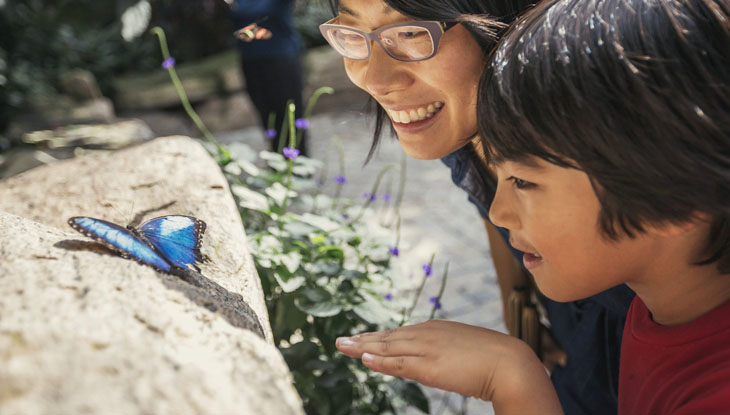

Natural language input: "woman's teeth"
[387,102,443,124]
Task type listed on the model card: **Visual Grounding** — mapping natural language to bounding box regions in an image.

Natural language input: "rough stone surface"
[6,96,116,141]
[59,68,103,101]
[1,120,155,180]
[0,136,303,414]
[22,119,154,150]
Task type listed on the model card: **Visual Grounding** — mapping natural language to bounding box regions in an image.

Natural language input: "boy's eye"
[507,176,535,189]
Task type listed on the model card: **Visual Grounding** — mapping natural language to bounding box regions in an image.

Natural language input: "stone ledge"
[0,136,303,414]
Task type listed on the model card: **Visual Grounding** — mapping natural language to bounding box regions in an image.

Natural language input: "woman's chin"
[399,140,452,160]
[397,132,464,160]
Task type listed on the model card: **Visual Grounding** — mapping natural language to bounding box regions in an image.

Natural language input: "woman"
[321,0,634,413]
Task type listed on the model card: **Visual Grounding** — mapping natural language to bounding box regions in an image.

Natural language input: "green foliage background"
[0,0,331,139]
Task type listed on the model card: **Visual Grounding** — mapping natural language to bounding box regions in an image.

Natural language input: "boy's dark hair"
[327,0,535,162]
[478,0,730,271]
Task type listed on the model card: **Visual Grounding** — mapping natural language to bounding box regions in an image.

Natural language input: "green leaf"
[283,220,316,238]
[227,142,258,162]
[295,289,343,317]
[341,270,366,280]
[279,251,302,273]
[352,292,399,325]
[281,340,320,370]
[265,182,298,206]
[292,212,340,232]
[236,159,261,176]
[273,267,305,293]
[312,259,342,276]
[316,364,354,388]
[292,240,310,251]
[303,286,331,302]
[389,380,429,414]
[232,184,270,212]
[309,233,326,245]
[317,245,344,260]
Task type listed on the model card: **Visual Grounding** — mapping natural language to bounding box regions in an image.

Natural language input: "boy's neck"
[628,233,730,325]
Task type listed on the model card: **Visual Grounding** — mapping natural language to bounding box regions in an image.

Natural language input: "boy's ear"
[646,213,712,237]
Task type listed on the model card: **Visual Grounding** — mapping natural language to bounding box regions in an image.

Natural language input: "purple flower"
[388,246,399,256]
[429,296,442,309]
[342,213,350,220]
[265,129,277,139]
[422,264,433,277]
[363,192,376,201]
[162,57,176,69]
[295,118,310,129]
[283,147,300,160]
[383,193,392,202]
[384,293,393,301]
[334,175,347,185]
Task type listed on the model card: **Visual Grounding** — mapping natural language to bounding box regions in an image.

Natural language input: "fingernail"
[362,353,374,363]
[337,337,355,347]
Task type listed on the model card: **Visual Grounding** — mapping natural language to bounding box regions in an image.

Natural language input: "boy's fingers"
[337,338,424,358]
[353,328,406,341]
[361,352,421,378]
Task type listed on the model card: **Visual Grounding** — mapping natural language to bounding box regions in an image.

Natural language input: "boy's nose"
[489,186,520,231]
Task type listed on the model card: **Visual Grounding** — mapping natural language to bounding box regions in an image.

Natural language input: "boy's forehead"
[491,154,547,170]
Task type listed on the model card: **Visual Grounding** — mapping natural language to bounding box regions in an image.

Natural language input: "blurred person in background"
[228,0,308,155]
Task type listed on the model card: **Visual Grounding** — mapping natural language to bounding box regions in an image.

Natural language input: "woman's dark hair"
[327,0,535,162]
[478,0,730,271]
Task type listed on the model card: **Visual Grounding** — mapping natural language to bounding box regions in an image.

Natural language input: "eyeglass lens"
[326,25,435,61]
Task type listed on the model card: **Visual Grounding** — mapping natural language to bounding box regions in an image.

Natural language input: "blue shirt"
[442,145,635,415]
[229,0,301,61]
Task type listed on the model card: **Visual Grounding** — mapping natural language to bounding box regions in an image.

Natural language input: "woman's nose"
[362,43,413,97]
[489,184,521,231]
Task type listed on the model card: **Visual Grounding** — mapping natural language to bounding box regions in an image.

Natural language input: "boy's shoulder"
[619,296,730,414]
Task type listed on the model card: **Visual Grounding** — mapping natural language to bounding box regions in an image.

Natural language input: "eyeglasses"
[319,18,458,62]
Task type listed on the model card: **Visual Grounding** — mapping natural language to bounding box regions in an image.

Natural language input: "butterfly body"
[68,215,206,273]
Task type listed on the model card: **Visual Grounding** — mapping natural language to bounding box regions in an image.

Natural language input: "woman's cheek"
[343,60,367,92]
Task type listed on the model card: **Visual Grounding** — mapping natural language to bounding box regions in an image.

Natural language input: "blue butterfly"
[68,215,206,273]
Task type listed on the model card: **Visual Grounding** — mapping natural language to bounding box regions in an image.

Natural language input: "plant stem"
[280,102,297,218]
[386,150,407,226]
[296,86,334,143]
[348,163,397,224]
[429,261,449,320]
[404,253,436,324]
[149,27,221,151]
[331,135,346,210]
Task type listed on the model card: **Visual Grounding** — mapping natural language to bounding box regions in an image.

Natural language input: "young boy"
[336,0,730,413]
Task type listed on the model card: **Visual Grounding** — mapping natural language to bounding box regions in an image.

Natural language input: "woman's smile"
[384,101,443,124]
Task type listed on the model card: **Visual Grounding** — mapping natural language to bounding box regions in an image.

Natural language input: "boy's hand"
[336,320,562,414]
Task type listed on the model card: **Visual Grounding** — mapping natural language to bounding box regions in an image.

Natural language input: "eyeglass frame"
[319,18,458,62]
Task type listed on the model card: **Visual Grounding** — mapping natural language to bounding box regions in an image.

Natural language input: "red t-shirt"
[619,296,730,414]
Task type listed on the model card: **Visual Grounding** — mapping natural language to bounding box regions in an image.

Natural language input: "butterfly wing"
[68,216,172,273]
[137,215,206,271]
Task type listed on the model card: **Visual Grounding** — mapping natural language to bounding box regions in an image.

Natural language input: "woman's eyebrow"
[338,5,358,16]
[338,4,395,17]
